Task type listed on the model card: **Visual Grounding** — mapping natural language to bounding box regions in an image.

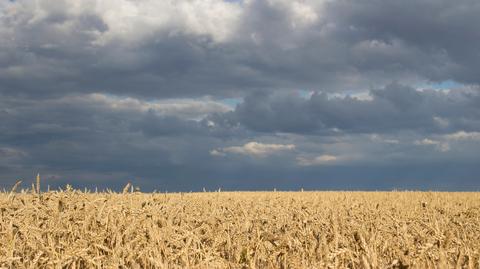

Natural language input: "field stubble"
[1,186,479,268]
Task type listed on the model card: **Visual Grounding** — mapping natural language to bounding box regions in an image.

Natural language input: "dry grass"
[1,186,479,268]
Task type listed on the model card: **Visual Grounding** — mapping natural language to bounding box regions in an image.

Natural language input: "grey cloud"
[131,112,206,137]
[0,92,254,190]
[220,83,480,135]
[1,91,480,191]
[2,0,480,100]
[331,0,480,84]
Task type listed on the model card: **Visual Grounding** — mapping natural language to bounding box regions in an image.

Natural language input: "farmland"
[1,188,479,268]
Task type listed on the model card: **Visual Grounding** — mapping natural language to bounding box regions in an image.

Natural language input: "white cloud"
[96,0,243,44]
[413,132,480,152]
[415,138,437,145]
[444,131,480,141]
[3,0,242,46]
[414,138,450,152]
[84,94,232,119]
[209,149,226,156]
[290,1,319,28]
[212,141,295,157]
[206,120,216,127]
[297,154,337,166]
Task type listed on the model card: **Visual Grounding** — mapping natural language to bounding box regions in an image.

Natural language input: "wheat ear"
[8,180,22,201]
[122,182,131,194]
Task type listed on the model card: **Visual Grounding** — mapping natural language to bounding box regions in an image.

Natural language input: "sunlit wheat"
[0,185,479,268]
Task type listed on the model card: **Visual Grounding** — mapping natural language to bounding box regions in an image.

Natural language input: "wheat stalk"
[36,173,41,195]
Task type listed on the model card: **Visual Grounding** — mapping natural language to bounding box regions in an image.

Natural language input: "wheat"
[0,189,479,268]
[122,182,131,194]
[7,180,22,201]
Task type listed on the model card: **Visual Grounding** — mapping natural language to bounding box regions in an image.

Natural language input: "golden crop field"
[1,186,480,268]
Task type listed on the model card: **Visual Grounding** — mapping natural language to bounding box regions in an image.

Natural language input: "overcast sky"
[1,0,480,191]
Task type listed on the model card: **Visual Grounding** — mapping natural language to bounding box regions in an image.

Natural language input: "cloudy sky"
[1,0,480,191]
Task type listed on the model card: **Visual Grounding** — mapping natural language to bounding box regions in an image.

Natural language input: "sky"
[1,0,480,191]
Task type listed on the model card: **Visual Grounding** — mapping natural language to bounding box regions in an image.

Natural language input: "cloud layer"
[212,142,295,157]
[3,0,480,99]
[1,0,480,190]
[220,83,480,135]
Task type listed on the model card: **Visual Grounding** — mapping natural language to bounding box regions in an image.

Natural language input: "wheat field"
[1,185,479,268]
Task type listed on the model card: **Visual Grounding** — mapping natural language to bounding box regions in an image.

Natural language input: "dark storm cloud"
[0,93,235,149]
[2,0,480,99]
[0,92,243,189]
[219,83,480,135]
[1,87,479,191]
[330,0,480,84]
